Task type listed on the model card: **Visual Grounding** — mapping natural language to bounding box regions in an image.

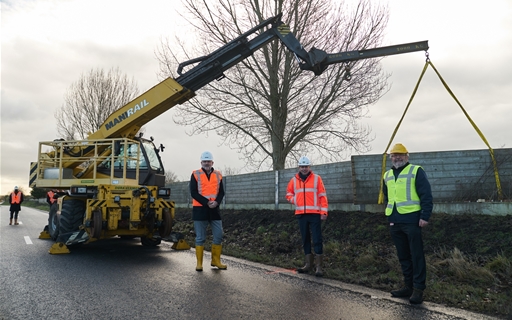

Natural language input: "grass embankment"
[173,208,512,319]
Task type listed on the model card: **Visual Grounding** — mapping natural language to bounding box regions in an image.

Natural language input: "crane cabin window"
[98,143,146,170]
[140,140,163,172]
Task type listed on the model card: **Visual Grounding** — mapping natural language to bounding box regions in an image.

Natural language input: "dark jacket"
[9,191,24,212]
[190,168,225,221]
[383,162,433,223]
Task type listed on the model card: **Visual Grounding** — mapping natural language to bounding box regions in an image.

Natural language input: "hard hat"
[200,151,213,161]
[14,186,19,190]
[298,156,311,166]
[390,143,409,154]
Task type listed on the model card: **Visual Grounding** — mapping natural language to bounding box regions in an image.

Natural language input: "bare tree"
[55,67,139,140]
[220,166,241,176]
[156,0,389,170]
[165,171,179,184]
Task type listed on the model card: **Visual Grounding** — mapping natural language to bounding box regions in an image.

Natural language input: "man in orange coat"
[286,156,328,276]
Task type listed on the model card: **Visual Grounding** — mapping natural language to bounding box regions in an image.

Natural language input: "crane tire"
[48,203,60,240]
[141,237,161,246]
[59,199,85,234]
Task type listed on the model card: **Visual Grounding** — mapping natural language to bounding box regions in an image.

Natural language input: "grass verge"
[173,208,512,319]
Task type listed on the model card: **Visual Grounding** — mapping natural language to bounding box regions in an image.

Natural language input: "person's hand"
[208,201,218,208]
[321,214,327,221]
[419,219,428,227]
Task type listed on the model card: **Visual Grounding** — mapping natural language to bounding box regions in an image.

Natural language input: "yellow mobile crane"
[30,13,428,254]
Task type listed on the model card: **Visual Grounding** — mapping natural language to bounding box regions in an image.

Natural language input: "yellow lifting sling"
[378,54,503,204]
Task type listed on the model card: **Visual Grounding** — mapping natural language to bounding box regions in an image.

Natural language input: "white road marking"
[24,236,33,244]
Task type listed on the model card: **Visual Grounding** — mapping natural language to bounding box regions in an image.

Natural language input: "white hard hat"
[298,156,311,166]
[14,186,19,190]
[200,151,213,161]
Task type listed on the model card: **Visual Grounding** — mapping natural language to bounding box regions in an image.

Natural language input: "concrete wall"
[169,148,512,215]
[351,148,512,204]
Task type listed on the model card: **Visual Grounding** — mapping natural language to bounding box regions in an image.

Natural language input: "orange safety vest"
[11,192,22,204]
[286,172,328,216]
[192,169,222,207]
[47,191,56,204]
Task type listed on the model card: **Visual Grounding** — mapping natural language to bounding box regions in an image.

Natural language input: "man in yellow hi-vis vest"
[383,143,433,305]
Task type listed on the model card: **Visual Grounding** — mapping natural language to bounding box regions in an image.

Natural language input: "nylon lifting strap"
[378,59,503,204]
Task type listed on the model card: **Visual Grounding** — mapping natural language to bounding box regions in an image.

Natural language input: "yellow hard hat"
[390,143,408,154]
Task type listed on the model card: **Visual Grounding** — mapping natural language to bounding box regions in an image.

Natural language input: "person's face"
[299,165,311,175]
[201,160,213,171]
[390,153,409,168]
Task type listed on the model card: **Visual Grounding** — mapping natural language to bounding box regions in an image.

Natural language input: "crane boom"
[90,13,428,141]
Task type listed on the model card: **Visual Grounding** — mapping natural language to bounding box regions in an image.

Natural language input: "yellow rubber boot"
[211,244,227,270]
[195,246,204,272]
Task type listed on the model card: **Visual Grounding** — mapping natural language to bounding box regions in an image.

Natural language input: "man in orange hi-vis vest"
[9,186,24,225]
[286,156,328,277]
[46,189,58,208]
[190,151,226,272]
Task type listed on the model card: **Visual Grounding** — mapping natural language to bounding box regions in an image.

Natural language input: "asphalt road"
[0,205,497,320]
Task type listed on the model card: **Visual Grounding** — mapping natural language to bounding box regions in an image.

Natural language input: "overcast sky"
[1,0,511,195]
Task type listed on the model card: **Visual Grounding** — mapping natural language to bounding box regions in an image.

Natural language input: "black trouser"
[297,214,323,255]
[9,211,19,219]
[390,223,426,290]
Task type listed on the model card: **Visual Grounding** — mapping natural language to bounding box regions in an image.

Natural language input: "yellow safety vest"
[384,164,421,216]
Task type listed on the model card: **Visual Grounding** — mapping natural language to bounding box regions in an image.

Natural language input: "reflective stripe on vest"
[11,192,22,204]
[192,169,222,206]
[384,164,421,216]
